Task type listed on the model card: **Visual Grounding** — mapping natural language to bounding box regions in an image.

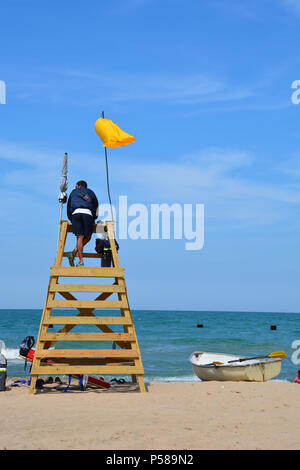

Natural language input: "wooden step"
[50,266,124,278]
[31,365,144,375]
[63,252,102,259]
[47,300,127,309]
[40,332,136,342]
[50,283,126,293]
[40,358,135,366]
[43,316,132,325]
[35,349,139,359]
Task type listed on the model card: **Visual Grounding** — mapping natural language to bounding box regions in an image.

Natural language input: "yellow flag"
[95,117,135,148]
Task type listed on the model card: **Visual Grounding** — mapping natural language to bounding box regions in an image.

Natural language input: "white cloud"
[1,140,300,230]
[281,0,300,16]
[108,147,300,226]
[0,140,62,198]
[15,67,254,107]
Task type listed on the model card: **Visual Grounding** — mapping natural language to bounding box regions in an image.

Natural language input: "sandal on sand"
[66,252,75,266]
[110,378,126,384]
[36,379,45,389]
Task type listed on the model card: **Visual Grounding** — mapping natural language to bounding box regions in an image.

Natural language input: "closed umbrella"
[58,152,68,225]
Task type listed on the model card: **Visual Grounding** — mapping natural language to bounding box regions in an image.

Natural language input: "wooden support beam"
[40,332,136,342]
[45,290,132,350]
[107,221,146,393]
[33,358,135,368]
[29,220,145,394]
[63,252,102,259]
[43,316,132,325]
[48,299,127,309]
[35,349,139,358]
[50,283,126,293]
[31,365,144,375]
[50,266,124,278]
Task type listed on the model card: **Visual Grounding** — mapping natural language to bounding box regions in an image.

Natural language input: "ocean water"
[0,309,299,383]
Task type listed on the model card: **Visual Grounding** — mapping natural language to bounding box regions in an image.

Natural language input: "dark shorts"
[72,213,94,237]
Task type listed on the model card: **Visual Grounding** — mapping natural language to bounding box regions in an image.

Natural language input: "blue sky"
[1,0,300,311]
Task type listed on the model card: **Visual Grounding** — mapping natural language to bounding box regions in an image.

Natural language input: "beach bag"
[95,238,119,267]
[19,336,35,358]
[19,336,35,370]
[102,239,112,267]
[95,238,104,254]
[95,238,119,254]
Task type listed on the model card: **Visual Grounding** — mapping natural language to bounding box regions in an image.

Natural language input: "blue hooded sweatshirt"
[67,187,99,220]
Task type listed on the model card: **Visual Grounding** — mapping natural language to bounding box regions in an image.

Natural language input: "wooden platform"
[29,220,145,393]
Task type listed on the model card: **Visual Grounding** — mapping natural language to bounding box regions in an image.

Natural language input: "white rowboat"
[189,351,282,382]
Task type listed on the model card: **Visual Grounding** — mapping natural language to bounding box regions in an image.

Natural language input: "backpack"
[19,336,35,370]
[95,238,119,267]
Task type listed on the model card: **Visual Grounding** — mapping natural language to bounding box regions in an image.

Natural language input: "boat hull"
[190,351,282,382]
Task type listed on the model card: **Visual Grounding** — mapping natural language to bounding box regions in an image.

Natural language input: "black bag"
[102,248,112,267]
[95,238,104,254]
[19,336,35,358]
[95,239,119,255]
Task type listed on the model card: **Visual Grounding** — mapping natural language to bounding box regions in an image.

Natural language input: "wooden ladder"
[29,220,145,393]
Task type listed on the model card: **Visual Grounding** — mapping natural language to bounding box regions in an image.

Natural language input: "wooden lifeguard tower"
[29,219,145,393]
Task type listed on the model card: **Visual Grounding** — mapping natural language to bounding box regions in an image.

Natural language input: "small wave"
[4,349,23,362]
[146,376,291,383]
[269,378,291,383]
[0,340,23,362]
[145,375,199,382]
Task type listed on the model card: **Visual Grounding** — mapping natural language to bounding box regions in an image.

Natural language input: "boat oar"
[228,351,286,363]
[209,351,287,366]
[205,361,225,366]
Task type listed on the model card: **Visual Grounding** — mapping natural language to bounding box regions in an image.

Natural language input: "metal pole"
[102,111,114,222]
[57,203,63,245]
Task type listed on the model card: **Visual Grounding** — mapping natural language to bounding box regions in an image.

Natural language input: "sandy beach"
[1,379,300,450]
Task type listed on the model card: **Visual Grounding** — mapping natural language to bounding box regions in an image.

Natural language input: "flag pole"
[102,111,114,222]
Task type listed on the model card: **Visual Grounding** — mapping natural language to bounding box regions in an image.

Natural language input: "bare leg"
[76,235,84,262]
[73,235,91,262]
